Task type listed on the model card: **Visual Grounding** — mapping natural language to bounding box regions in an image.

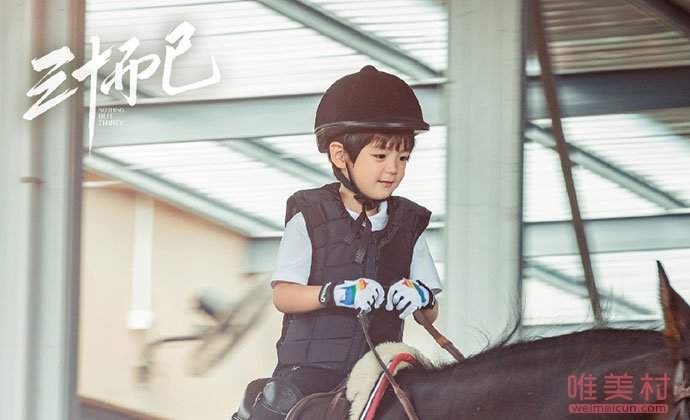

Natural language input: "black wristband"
[318,281,334,307]
[417,280,436,310]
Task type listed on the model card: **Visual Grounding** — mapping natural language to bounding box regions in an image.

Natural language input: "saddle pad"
[346,342,433,420]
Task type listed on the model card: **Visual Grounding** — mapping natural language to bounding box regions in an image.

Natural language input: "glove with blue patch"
[318,278,385,313]
[385,278,435,319]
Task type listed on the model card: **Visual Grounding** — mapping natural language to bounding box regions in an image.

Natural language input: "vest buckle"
[354,247,366,264]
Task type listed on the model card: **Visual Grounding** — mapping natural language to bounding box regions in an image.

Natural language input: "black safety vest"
[273,183,431,375]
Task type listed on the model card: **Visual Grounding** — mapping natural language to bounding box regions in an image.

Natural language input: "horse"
[285,262,690,420]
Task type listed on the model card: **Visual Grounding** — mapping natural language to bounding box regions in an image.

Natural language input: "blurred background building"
[2,0,690,419]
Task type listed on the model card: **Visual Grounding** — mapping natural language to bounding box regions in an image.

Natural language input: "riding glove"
[319,278,385,313]
[385,278,435,319]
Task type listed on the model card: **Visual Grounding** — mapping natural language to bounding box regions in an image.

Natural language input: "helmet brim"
[315,120,430,152]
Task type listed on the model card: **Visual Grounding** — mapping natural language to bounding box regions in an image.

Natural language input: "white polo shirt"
[270,200,442,294]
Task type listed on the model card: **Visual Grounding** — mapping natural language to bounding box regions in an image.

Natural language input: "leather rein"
[357,309,465,420]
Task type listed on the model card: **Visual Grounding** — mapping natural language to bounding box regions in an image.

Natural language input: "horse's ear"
[659,261,690,344]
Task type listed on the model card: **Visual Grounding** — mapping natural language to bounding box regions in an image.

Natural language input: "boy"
[245,65,442,420]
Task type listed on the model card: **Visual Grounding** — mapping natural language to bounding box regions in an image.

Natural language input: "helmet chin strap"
[334,161,381,208]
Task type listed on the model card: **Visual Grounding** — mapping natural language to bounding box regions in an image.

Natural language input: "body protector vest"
[273,183,431,375]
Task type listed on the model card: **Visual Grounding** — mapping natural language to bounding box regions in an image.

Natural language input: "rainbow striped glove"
[385,278,435,319]
[319,278,384,312]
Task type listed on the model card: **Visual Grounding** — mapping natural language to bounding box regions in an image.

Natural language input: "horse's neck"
[394,330,671,419]
[445,329,666,376]
[585,348,673,397]
[591,348,671,373]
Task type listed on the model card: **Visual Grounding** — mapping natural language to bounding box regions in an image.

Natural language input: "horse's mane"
[420,320,664,374]
[485,325,660,357]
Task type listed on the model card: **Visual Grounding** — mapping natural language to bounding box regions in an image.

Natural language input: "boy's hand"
[385,278,435,319]
[319,278,384,312]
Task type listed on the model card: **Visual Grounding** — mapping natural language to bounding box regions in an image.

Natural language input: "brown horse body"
[287,263,689,419]
[374,329,672,419]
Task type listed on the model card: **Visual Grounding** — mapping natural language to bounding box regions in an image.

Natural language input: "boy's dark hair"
[330,132,416,164]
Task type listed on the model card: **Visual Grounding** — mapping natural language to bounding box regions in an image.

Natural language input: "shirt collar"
[345,200,388,220]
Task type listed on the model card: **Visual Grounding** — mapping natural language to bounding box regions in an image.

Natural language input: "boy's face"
[346,142,410,199]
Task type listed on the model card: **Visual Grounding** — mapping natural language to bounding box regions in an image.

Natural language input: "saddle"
[231,377,350,420]
[232,377,272,420]
[233,343,432,420]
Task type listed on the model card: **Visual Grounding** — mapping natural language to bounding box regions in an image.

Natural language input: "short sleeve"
[269,212,312,288]
[409,232,442,295]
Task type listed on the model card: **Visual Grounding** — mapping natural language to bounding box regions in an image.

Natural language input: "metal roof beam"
[221,139,332,185]
[524,212,690,256]
[525,124,688,209]
[254,0,440,80]
[524,261,655,317]
[86,66,690,148]
[247,212,690,270]
[84,153,283,237]
[86,84,443,148]
[527,66,690,119]
[521,319,662,338]
[627,0,690,38]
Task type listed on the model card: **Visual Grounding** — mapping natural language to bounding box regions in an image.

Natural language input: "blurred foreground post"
[443,0,524,356]
[0,1,84,419]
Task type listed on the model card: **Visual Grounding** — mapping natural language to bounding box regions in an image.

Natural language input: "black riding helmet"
[314,65,430,251]
[315,65,429,153]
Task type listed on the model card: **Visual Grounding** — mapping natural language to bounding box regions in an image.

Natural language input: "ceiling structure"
[83,0,690,327]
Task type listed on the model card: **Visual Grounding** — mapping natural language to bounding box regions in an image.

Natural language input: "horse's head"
[659,261,690,419]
